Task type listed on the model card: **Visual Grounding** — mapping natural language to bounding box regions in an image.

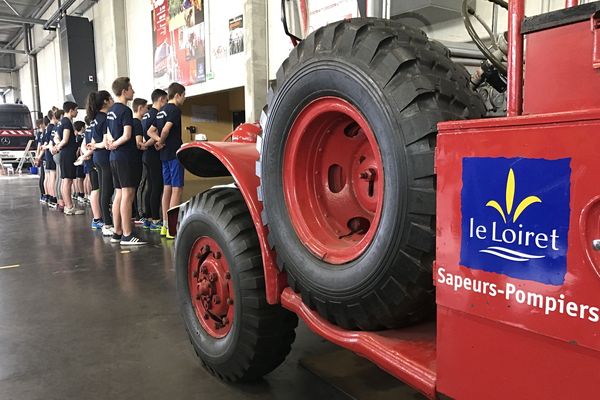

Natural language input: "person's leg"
[54,153,63,206]
[89,168,101,220]
[99,162,114,226]
[113,189,122,235]
[162,185,172,224]
[121,187,135,236]
[39,163,45,198]
[47,169,55,197]
[149,158,163,221]
[62,178,73,209]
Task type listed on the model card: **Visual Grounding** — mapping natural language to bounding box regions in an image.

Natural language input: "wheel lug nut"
[226,298,233,305]
[214,252,221,259]
[222,317,229,325]
[225,272,231,280]
[201,245,210,253]
[209,273,217,282]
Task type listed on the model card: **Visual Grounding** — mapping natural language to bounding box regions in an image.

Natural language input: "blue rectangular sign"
[460,157,571,285]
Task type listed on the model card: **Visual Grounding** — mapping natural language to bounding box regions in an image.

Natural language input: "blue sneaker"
[150,221,163,231]
[143,219,152,229]
[91,220,105,230]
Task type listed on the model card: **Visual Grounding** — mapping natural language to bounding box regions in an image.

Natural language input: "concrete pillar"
[111,0,129,77]
[244,0,268,122]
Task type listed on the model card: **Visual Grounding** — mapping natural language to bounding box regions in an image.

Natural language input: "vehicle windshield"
[0,112,32,129]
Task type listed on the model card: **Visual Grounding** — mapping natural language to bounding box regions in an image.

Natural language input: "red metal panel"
[437,307,600,400]
[176,142,287,305]
[280,288,437,399]
[507,0,525,116]
[523,20,600,114]
[436,110,600,398]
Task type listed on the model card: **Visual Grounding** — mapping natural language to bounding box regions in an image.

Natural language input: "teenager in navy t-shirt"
[55,101,84,215]
[148,82,186,238]
[131,98,148,224]
[140,89,167,230]
[43,110,58,207]
[106,77,146,246]
[87,90,115,236]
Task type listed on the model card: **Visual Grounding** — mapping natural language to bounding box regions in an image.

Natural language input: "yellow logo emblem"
[486,168,542,223]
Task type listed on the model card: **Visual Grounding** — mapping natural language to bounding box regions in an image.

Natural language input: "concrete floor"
[0,175,354,400]
[0,175,424,400]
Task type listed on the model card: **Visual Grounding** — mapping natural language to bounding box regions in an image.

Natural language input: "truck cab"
[0,104,35,164]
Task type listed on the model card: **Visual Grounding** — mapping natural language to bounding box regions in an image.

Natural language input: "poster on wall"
[228,15,244,55]
[152,0,206,88]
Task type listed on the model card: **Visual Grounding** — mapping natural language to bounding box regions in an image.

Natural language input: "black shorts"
[60,149,77,179]
[76,165,85,179]
[89,167,100,191]
[45,151,56,170]
[110,158,142,189]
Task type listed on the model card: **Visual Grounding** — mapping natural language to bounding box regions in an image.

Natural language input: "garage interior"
[1,0,599,399]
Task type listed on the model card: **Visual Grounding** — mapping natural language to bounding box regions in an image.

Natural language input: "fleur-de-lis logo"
[486,168,541,223]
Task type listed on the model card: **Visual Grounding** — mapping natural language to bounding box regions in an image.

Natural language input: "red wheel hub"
[188,237,234,338]
[283,97,384,264]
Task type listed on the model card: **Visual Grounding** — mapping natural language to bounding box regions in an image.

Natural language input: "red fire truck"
[169,1,600,398]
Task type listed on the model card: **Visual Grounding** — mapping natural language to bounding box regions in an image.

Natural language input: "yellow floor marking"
[120,251,130,254]
[0,264,20,270]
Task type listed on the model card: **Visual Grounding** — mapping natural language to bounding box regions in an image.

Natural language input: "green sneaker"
[160,225,167,236]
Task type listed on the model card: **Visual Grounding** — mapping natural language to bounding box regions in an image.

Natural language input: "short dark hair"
[167,82,185,99]
[43,116,50,125]
[151,88,167,103]
[132,98,147,112]
[55,109,65,120]
[63,101,78,113]
[73,120,86,132]
[112,77,131,96]
[35,118,44,127]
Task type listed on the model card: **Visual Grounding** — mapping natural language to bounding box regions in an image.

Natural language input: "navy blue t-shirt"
[133,118,144,163]
[152,103,182,161]
[91,112,109,165]
[84,125,94,170]
[43,123,55,160]
[141,107,160,162]
[107,103,135,161]
[56,117,77,151]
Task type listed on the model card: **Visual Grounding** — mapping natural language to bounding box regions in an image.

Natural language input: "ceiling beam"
[0,47,25,55]
[2,0,21,16]
[0,13,46,25]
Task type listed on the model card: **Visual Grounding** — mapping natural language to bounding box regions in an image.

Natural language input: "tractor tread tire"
[175,188,298,382]
[258,19,485,330]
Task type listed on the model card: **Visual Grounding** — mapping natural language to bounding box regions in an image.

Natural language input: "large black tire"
[175,188,298,381]
[258,19,485,330]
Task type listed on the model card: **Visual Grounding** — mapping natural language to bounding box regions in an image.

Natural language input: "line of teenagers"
[86,77,186,246]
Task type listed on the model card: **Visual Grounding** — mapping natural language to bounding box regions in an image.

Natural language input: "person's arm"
[109,125,132,149]
[147,125,160,142]
[56,128,70,151]
[158,122,173,144]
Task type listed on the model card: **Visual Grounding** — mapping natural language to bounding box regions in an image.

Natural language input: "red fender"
[173,141,287,305]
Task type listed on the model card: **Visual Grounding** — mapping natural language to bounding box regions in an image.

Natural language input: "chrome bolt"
[226,298,233,305]
[593,240,600,251]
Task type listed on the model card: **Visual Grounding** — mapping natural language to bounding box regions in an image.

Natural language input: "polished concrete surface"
[0,175,354,400]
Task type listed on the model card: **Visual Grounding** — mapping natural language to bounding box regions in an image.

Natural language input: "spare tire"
[259,18,485,330]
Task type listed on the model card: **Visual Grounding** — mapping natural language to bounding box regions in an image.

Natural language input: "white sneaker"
[64,207,85,215]
[102,225,114,236]
[120,235,147,246]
